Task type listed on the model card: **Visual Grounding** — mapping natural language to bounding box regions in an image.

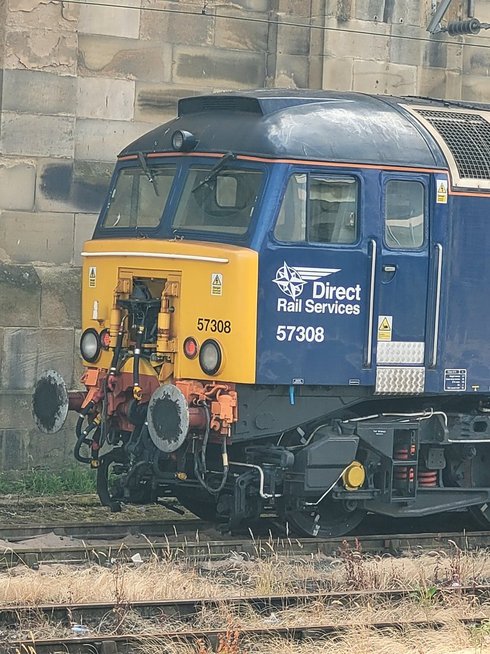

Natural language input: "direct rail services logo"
[272,261,362,315]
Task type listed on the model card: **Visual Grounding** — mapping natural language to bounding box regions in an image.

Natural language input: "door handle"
[382,264,396,273]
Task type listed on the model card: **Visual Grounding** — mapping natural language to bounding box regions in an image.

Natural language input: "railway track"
[0,529,489,568]
[5,616,490,654]
[0,518,205,542]
[1,585,490,626]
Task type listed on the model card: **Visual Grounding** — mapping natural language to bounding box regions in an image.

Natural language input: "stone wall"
[0,0,486,470]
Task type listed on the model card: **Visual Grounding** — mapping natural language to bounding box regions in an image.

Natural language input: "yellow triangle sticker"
[380,318,390,331]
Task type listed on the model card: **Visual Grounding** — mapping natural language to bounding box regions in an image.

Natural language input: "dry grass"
[5,546,490,651]
[2,545,490,606]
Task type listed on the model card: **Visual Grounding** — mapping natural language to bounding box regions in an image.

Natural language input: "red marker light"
[183,337,198,359]
[100,329,111,349]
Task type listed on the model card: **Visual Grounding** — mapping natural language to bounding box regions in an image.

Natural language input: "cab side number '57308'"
[276,325,325,343]
[197,318,232,333]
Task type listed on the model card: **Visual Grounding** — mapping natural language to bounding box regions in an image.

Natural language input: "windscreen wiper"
[192,152,237,193]
[137,151,159,196]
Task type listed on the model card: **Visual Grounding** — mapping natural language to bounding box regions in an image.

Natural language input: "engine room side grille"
[403,105,490,190]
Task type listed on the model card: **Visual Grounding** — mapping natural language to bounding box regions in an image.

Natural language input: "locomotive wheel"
[286,497,365,538]
[175,488,217,522]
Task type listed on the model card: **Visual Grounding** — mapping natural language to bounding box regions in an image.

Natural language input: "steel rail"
[0,530,488,569]
[6,617,490,654]
[0,518,204,542]
[1,585,489,626]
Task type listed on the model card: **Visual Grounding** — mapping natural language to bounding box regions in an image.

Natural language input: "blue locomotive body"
[33,90,490,537]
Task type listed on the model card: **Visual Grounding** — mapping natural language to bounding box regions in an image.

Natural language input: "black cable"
[53,0,490,50]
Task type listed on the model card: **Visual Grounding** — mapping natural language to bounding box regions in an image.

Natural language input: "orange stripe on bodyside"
[119,150,446,174]
[117,151,490,197]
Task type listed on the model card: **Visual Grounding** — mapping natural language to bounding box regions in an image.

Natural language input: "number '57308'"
[276,325,325,343]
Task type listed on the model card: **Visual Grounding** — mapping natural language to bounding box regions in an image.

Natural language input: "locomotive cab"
[33,90,490,537]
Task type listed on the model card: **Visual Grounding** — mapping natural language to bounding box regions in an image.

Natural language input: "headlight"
[171,130,198,152]
[199,339,222,376]
[80,328,101,363]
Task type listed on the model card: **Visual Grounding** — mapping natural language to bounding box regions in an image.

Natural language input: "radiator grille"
[416,109,490,181]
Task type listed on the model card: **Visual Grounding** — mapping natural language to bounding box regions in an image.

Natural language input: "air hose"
[194,405,229,495]
[74,401,96,464]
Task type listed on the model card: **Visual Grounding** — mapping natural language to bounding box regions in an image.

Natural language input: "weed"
[0,466,96,496]
[197,630,243,654]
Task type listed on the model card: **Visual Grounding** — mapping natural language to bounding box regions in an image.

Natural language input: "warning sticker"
[436,179,448,204]
[89,266,97,288]
[377,315,392,341]
[211,273,223,296]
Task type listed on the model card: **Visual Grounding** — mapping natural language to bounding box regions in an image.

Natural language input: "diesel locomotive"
[33,90,490,537]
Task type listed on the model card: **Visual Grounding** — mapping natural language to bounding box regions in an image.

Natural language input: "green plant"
[0,466,96,496]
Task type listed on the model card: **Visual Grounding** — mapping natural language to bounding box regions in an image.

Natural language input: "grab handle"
[364,239,377,368]
[430,243,443,368]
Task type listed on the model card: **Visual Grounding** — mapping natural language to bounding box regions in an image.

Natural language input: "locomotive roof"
[120,90,487,173]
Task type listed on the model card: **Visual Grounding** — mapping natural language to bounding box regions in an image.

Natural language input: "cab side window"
[385,180,425,249]
[274,173,358,245]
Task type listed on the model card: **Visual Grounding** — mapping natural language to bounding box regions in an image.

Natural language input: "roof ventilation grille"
[416,108,490,182]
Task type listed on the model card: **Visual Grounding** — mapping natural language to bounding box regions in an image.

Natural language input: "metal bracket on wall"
[427,0,454,33]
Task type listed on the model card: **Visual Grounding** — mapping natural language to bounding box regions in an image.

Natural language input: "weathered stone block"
[36,266,81,328]
[27,418,78,469]
[274,22,311,56]
[36,159,112,214]
[418,67,461,100]
[78,34,172,83]
[37,328,75,386]
[6,0,79,31]
[423,39,448,69]
[173,46,266,88]
[77,77,136,121]
[391,2,422,26]
[0,264,41,327]
[267,53,310,88]
[2,70,77,116]
[0,112,75,158]
[214,10,268,51]
[323,17,389,61]
[141,2,214,46]
[389,25,425,67]
[1,327,75,390]
[73,214,100,265]
[0,162,36,211]
[0,210,75,265]
[0,429,28,470]
[1,328,40,390]
[462,75,490,102]
[4,29,77,75]
[474,0,490,23]
[134,84,198,122]
[0,391,32,430]
[355,0,386,22]
[75,119,153,162]
[322,57,354,91]
[352,60,417,95]
[78,0,141,38]
[463,45,490,77]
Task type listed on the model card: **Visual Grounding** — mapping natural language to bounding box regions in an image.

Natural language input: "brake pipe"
[133,324,145,400]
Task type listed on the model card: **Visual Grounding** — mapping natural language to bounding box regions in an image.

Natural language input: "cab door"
[374,175,430,394]
[257,168,375,386]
